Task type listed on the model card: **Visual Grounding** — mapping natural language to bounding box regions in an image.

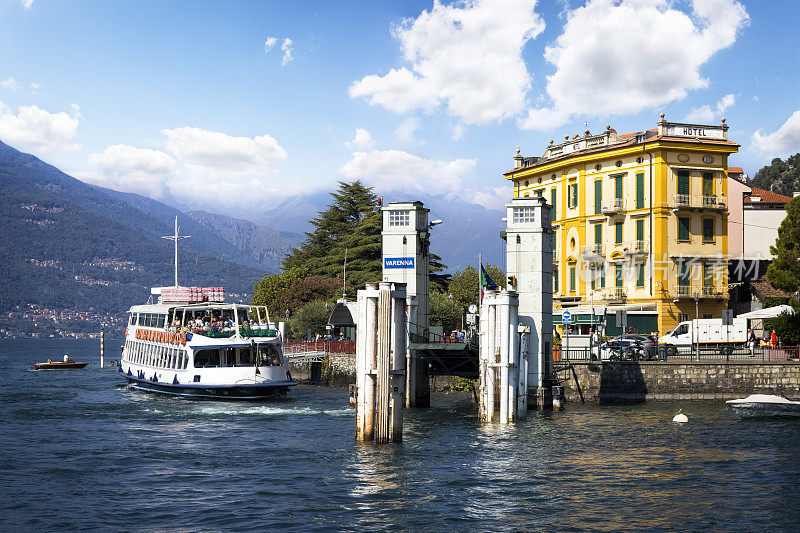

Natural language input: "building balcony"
[623,240,648,256]
[671,194,728,211]
[581,245,604,263]
[701,195,727,210]
[603,288,627,302]
[601,198,625,215]
[701,285,725,299]
[673,284,693,298]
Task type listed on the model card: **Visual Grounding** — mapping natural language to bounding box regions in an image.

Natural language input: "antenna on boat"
[162,216,190,287]
[342,247,347,300]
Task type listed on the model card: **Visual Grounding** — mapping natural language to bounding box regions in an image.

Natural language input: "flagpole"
[478,252,482,306]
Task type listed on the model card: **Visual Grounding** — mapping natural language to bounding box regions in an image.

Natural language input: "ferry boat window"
[181,350,188,369]
[257,344,283,366]
[194,349,220,367]
[129,314,136,325]
[239,347,252,365]
[224,347,237,366]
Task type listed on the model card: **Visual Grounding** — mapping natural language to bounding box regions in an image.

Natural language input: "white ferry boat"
[117,217,296,399]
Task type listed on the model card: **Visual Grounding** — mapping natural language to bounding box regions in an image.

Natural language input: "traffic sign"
[562,310,572,324]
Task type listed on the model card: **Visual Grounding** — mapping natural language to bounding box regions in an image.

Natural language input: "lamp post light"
[693,292,700,361]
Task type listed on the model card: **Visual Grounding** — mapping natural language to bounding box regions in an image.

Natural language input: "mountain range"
[0,138,506,335]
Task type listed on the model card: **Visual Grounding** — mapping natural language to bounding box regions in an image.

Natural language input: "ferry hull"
[119,368,296,400]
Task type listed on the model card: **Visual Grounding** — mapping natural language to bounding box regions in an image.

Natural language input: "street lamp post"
[693,292,700,361]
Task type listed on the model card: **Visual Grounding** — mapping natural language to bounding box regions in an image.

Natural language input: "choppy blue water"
[1,338,799,532]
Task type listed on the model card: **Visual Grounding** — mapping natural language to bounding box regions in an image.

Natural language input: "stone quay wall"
[560,361,800,403]
[288,353,459,391]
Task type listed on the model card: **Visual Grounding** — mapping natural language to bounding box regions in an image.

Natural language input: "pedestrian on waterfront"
[770,330,778,348]
[747,329,756,356]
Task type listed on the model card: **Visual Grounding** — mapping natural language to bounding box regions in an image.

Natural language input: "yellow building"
[505,114,739,336]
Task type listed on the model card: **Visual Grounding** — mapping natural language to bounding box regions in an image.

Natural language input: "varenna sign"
[384,257,415,269]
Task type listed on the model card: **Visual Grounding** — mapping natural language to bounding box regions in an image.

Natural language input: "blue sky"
[0,0,798,220]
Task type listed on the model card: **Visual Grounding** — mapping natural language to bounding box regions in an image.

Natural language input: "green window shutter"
[600,265,606,288]
[615,264,623,287]
[677,171,690,195]
[594,180,602,214]
[637,263,645,287]
[554,268,559,292]
[571,183,578,207]
[591,273,595,290]
[678,262,690,286]
[594,223,602,245]
[703,218,714,242]
[551,188,557,220]
[703,173,713,196]
[570,266,576,292]
[636,219,644,242]
[615,222,623,244]
[636,172,644,209]
[615,176,623,199]
[703,263,713,287]
[678,217,690,241]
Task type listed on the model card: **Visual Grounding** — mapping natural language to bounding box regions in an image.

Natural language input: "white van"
[659,318,747,347]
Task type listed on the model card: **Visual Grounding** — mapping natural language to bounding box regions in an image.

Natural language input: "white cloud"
[264,36,277,53]
[30,82,41,94]
[395,118,422,143]
[281,38,294,66]
[341,147,476,196]
[1,76,19,91]
[683,93,735,123]
[520,0,749,130]
[0,101,81,152]
[344,128,374,150]
[466,185,513,210]
[751,109,800,156]
[84,144,176,199]
[162,126,287,174]
[349,0,545,125]
[21,0,34,9]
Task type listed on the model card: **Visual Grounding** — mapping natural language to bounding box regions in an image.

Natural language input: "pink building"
[726,167,750,260]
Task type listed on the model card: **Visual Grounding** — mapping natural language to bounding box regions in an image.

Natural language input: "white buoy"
[672,411,688,423]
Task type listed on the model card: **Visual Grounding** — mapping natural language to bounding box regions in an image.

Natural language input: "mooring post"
[485,293,497,422]
[405,296,418,408]
[356,282,407,444]
[499,292,510,423]
[507,292,520,421]
[100,327,105,368]
[390,284,407,442]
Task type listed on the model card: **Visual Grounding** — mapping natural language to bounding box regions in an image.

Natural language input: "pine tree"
[282,181,382,288]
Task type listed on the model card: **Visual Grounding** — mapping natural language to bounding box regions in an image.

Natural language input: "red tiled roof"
[751,276,793,300]
[744,187,792,205]
[728,166,743,174]
[618,128,657,140]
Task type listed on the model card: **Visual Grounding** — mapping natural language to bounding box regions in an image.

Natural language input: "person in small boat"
[47,358,52,363]
[63,354,70,363]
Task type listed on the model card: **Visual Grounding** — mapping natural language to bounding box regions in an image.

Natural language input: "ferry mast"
[162,216,190,287]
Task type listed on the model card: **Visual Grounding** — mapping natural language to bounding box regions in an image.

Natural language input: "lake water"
[2,338,799,532]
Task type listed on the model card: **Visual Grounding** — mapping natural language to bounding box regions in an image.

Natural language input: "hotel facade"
[505,115,739,336]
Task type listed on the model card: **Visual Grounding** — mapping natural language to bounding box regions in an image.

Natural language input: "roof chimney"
[513,146,524,168]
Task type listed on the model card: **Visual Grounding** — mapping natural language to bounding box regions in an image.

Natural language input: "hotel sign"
[384,257,415,269]
[665,124,726,139]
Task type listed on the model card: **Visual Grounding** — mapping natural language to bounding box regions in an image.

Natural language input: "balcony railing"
[601,198,625,215]
[671,195,728,210]
[581,245,604,262]
[674,284,692,298]
[624,240,648,255]
[701,285,725,298]
[604,288,626,301]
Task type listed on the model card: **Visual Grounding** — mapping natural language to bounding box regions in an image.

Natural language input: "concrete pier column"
[355,282,407,444]
[499,292,510,423]
[485,293,497,422]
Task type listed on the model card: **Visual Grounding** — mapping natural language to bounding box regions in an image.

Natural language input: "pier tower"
[505,196,554,407]
[381,201,431,407]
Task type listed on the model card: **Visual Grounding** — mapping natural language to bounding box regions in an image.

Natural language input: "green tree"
[447,263,506,310]
[282,181,382,288]
[751,154,800,196]
[429,290,462,333]
[429,252,451,293]
[252,267,342,322]
[288,300,332,340]
[767,196,800,293]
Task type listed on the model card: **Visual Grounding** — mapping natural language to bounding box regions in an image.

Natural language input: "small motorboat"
[33,359,88,370]
[726,394,800,418]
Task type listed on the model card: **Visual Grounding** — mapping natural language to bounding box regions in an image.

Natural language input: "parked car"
[600,334,658,361]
